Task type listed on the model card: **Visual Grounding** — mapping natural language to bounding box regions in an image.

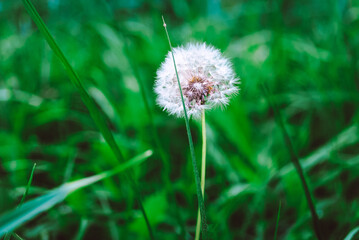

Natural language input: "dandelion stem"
[195,110,207,240]
[162,16,208,239]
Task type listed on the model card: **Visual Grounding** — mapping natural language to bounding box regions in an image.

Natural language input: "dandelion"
[154,42,239,119]
[159,17,241,240]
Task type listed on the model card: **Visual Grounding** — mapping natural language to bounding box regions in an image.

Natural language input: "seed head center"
[183,76,214,108]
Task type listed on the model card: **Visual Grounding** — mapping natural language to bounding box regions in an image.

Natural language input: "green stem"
[162,16,207,239]
[261,83,322,240]
[195,110,207,240]
[273,200,281,240]
[19,163,37,207]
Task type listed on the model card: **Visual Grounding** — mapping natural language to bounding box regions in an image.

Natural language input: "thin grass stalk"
[195,110,207,240]
[261,83,322,240]
[273,200,281,240]
[20,1,154,238]
[122,39,171,183]
[4,163,36,240]
[122,39,168,166]
[10,233,23,240]
[18,163,37,207]
[74,218,89,240]
[162,16,208,239]
[123,39,187,237]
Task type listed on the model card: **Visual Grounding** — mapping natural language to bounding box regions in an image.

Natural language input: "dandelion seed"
[154,42,239,119]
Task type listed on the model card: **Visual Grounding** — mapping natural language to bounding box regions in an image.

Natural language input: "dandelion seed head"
[154,42,239,119]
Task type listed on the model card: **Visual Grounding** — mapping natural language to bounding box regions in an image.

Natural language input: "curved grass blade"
[20,1,154,238]
[162,16,208,239]
[0,150,152,238]
[344,227,359,240]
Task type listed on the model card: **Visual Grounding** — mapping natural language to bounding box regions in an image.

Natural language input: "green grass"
[273,200,281,240]
[20,0,154,238]
[0,150,152,237]
[0,0,359,239]
[3,163,36,240]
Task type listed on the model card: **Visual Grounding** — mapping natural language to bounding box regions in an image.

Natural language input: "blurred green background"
[1,0,359,239]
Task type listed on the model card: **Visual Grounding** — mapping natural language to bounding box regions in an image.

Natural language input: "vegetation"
[1,0,359,239]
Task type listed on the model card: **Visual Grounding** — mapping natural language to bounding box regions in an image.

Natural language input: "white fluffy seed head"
[154,42,240,119]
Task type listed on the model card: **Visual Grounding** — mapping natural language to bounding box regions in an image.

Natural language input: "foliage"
[0,0,359,239]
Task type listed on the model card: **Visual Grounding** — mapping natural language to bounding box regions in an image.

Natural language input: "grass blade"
[122,37,187,237]
[0,150,152,238]
[161,16,208,239]
[74,218,89,240]
[11,233,24,240]
[3,163,37,240]
[20,0,124,166]
[20,0,154,238]
[99,195,119,240]
[18,163,37,207]
[344,227,359,240]
[279,124,359,177]
[273,200,281,240]
[261,83,322,240]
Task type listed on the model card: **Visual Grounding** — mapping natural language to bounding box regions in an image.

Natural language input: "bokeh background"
[1,0,359,239]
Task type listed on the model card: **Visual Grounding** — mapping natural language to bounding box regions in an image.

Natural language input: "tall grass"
[0,0,358,239]
[20,0,154,238]
[261,83,322,239]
